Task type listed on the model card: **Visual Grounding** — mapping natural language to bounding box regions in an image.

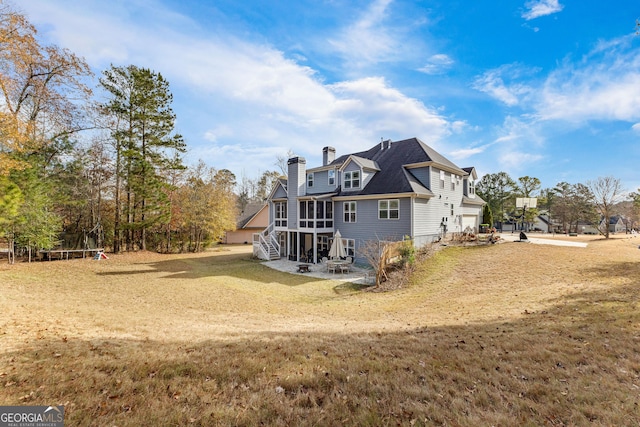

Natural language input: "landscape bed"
[1,235,639,425]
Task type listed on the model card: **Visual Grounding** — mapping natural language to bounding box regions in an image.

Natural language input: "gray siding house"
[255,138,485,264]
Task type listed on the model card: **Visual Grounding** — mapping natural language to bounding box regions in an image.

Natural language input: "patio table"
[328,260,349,273]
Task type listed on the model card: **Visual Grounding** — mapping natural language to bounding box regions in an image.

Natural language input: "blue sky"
[19,0,640,192]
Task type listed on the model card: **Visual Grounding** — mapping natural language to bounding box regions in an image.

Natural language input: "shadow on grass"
[96,251,322,286]
[582,260,640,282]
[332,281,373,294]
[2,282,639,426]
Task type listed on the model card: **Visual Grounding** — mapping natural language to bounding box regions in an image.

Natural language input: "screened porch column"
[313,230,317,264]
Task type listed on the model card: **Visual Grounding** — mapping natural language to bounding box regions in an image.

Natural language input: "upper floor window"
[344,170,360,189]
[469,180,475,196]
[378,199,399,220]
[344,201,357,223]
[274,201,287,227]
[328,169,335,186]
[440,170,445,189]
[307,173,314,188]
[451,174,456,191]
[299,200,333,228]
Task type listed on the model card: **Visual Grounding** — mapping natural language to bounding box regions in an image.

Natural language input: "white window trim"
[328,169,335,186]
[378,199,400,220]
[344,170,361,190]
[307,172,314,188]
[343,201,357,223]
[344,238,355,257]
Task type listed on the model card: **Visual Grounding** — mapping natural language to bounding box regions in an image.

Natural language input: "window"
[344,202,356,223]
[315,201,325,228]
[378,199,399,220]
[440,170,445,189]
[328,169,335,186]
[299,200,333,228]
[318,236,329,253]
[307,201,314,222]
[274,201,287,227]
[307,173,314,188]
[451,174,456,191]
[469,180,475,196]
[299,200,307,228]
[344,239,355,257]
[344,170,360,189]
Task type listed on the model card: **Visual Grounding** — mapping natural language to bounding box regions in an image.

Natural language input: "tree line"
[476,172,639,238]
[0,2,246,261]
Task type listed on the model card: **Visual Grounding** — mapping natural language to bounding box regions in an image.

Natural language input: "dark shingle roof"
[237,202,265,228]
[331,137,466,197]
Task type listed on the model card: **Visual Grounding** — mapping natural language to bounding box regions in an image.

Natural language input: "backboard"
[515,197,537,208]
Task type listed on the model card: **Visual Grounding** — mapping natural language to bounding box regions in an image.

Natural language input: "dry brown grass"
[1,236,639,425]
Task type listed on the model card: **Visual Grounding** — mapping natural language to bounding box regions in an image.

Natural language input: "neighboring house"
[255,137,485,263]
[577,221,599,235]
[225,202,268,244]
[533,210,562,233]
[601,215,626,234]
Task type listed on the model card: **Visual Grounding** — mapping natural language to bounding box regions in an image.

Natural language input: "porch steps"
[268,245,280,260]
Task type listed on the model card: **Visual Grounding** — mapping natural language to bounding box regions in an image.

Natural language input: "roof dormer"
[462,167,477,198]
[339,155,380,191]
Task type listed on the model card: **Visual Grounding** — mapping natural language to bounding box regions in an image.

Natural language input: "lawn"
[1,235,639,425]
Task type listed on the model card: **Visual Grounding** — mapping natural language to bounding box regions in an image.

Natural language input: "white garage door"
[462,215,477,232]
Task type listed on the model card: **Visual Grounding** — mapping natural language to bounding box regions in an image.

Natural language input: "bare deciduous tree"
[588,176,624,238]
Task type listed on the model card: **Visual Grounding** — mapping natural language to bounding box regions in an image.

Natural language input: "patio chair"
[346,256,353,264]
[340,263,350,274]
[327,261,337,274]
[321,257,328,264]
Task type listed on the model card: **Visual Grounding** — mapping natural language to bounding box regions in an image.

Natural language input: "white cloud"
[327,0,394,65]
[477,116,547,174]
[522,0,564,21]
[449,146,486,160]
[19,0,454,176]
[326,0,417,71]
[450,120,468,134]
[499,151,544,170]
[203,125,234,143]
[472,64,535,106]
[328,76,451,144]
[418,54,454,75]
[535,40,640,123]
[632,123,640,133]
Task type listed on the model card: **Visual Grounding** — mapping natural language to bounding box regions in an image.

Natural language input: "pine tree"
[99,65,185,251]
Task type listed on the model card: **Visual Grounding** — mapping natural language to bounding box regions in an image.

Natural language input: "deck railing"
[253,222,280,260]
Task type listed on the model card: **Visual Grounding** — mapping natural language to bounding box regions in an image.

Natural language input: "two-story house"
[254,137,484,264]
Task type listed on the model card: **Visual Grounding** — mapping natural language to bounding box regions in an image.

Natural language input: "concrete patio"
[263,258,373,284]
